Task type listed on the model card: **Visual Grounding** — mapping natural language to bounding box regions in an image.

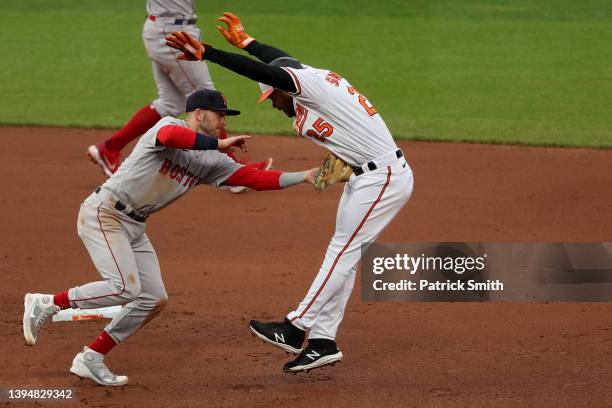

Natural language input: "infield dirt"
[1,126,611,407]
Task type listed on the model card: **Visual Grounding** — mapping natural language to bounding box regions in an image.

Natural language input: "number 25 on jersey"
[294,104,335,143]
[306,118,334,142]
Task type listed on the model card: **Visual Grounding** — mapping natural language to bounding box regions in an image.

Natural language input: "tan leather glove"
[313,154,353,191]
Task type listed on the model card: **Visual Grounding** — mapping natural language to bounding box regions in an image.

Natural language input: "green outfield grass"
[0,0,610,147]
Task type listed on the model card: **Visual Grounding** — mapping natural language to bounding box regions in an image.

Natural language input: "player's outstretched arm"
[156,125,249,152]
[165,32,297,93]
[217,12,294,63]
[223,167,318,191]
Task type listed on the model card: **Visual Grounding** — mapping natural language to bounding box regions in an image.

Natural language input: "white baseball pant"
[288,154,413,340]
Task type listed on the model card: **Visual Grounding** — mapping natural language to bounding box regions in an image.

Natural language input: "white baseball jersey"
[146,0,195,18]
[103,117,242,215]
[283,66,398,167]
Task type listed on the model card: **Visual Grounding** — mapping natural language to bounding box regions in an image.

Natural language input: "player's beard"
[199,121,218,137]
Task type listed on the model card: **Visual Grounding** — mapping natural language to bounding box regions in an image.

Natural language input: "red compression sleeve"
[224,166,283,190]
[156,125,197,149]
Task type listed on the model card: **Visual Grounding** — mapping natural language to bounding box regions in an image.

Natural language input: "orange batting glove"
[165,31,205,61]
[216,12,255,49]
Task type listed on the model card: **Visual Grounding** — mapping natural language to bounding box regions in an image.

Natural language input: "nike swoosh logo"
[402,163,407,168]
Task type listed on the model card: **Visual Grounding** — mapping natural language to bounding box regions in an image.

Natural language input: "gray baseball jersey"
[146,0,195,18]
[67,117,240,350]
[102,116,242,215]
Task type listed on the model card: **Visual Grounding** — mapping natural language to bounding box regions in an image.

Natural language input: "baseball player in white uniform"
[23,89,318,386]
[86,0,272,188]
[166,13,414,373]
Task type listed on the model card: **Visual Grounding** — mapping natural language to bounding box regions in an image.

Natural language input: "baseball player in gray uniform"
[86,0,272,186]
[166,14,414,373]
[23,89,317,386]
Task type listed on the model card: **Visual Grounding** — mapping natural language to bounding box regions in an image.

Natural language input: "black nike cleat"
[249,318,306,354]
[283,339,343,373]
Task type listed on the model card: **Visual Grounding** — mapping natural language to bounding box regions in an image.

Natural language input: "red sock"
[89,331,117,355]
[105,104,161,151]
[53,291,71,310]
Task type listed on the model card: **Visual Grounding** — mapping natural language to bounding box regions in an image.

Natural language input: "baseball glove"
[313,153,353,191]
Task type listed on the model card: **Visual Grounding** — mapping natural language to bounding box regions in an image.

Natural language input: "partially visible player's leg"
[248,181,354,353]
[150,59,189,118]
[103,105,161,153]
[281,164,413,373]
[70,233,167,386]
[292,165,413,336]
[23,195,143,347]
[86,99,161,177]
[68,199,143,309]
[103,233,167,345]
[88,57,176,172]
[87,101,160,176]
[86,21,181,176]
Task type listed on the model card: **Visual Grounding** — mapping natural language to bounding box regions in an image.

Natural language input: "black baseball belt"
[351,149,404,176]
[95,187,148,223]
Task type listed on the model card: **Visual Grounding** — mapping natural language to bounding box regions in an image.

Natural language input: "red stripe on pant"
[70,204,127,303]
[291,166,392,322]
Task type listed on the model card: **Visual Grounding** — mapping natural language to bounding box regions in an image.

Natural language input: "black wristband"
[194,133,219,150]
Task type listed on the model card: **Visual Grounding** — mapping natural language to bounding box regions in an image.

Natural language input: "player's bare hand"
[304,167,320,185]
[165,31,205,61]
[218,135,250,153]
[216,12,255,49]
